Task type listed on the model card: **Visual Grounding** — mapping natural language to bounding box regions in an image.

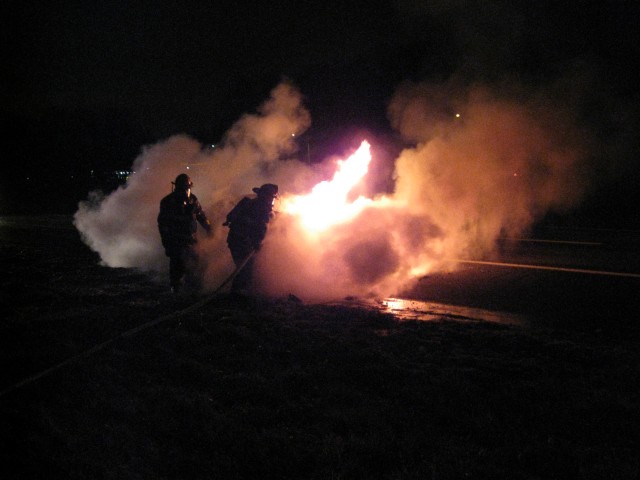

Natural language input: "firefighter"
[223,183,278,294]
[158,173,212,293]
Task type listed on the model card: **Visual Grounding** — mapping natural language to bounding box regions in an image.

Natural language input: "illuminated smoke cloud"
[261,81,593,301]
[388,81,592,259]
[75,79,593,302]
[74,81,313,282]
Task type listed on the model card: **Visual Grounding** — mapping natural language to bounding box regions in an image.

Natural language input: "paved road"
[400,226,640,337]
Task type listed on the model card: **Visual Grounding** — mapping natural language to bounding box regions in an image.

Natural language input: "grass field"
[1,216,638,479]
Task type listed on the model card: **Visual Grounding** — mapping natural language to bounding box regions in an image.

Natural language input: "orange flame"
[282,140,372,232]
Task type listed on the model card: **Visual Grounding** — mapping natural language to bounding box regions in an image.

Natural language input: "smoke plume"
[75,79,593,301]
[74,81,314,282]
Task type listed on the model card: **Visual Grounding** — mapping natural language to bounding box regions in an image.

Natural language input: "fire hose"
[210,249,256,294]
[0,250,257,399]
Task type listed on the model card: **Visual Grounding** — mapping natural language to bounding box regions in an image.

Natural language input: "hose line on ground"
[0,250,256,399]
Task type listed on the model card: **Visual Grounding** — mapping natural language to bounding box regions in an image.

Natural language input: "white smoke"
[75,79,594,301]
[74,81,314,282]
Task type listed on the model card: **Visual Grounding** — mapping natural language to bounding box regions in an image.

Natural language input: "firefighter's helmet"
[174,174,193,191]
[252,183,278,198]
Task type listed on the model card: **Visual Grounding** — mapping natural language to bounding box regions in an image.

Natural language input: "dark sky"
[4,0,405,138]
[4,0,638,136]
[2,0,639,216]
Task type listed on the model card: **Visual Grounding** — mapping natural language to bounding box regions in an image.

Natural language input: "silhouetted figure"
[158,174,212,293]
[224,183,278,294]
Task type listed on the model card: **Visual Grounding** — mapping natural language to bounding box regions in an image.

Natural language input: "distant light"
[186,166,190,170]
[455,113,461,118]
[291,133,295,137]
[210,144,216,148]
[113,170,133,181]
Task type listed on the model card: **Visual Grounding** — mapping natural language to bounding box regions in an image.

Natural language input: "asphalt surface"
[401,226,640,337]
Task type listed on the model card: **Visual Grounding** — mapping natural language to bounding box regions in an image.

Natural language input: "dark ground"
[1,215,638,479]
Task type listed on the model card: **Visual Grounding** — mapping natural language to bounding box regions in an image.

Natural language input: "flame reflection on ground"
[332,297,526,326]
[380,297,526,325]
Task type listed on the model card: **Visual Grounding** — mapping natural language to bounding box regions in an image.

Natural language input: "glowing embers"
[282,140,372,232]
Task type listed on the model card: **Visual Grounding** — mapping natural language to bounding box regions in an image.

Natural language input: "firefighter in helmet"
[223,183,278,294]
[158,173,212,293]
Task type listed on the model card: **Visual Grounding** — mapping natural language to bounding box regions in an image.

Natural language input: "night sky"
[2,0,639,218]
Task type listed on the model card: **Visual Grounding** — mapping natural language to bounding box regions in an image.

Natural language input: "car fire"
[280,140,374,233]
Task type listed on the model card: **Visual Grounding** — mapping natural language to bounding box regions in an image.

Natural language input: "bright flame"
[282,140,372,231]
